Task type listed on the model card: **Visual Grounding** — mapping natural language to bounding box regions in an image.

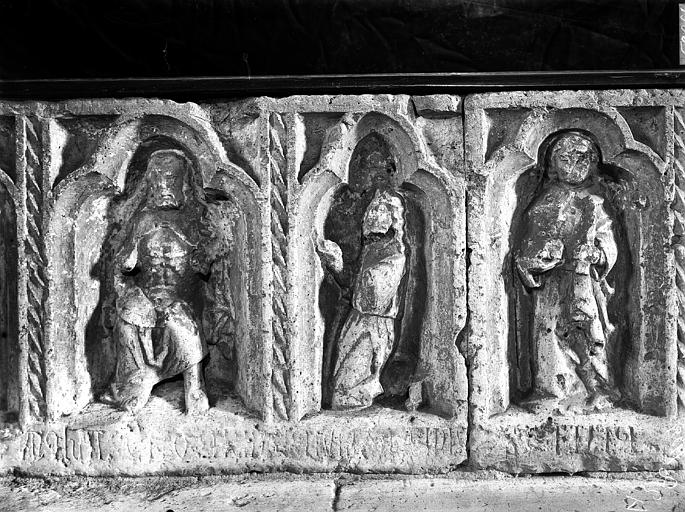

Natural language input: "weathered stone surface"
[2,473,684,512]
[336,475,685,511]
[3,89,685,477]
[0,95,467,476]
[0,477,335,512]
[268,95,467,424]
[1,382,464,475]
[465,89,683,472]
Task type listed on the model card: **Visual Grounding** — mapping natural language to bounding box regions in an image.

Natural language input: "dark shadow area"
[0,1,678,79]
[0,183,18,421]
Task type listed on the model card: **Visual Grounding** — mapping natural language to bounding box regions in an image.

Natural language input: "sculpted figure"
[318,189,407,410]
[516,131,620,412]
[102,149,213,414]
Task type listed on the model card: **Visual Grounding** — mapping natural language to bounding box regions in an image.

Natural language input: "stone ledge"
[2,473,685,512]
[2,382,466,476]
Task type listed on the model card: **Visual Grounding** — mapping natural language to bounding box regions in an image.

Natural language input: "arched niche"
[0,173,18,422]
[289,112,467,420]
[468,107,675,419]
[46,114,270,421]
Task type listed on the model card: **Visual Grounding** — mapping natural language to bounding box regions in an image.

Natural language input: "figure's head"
[547,131,600,185]
[145,149,191,209]
[363,189,405,238]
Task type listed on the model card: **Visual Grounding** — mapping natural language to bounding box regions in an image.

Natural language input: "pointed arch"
[289,111,467,420]
[46,113,270,420]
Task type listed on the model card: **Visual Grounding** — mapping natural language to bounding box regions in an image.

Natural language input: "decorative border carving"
[21,115,47,420]
[269,112,292,420]
[673,107,685,413]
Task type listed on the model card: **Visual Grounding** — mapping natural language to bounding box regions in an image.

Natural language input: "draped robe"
[331,237,406,410]
[516,183,618,404]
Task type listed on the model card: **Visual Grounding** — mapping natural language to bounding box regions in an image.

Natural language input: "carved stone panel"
[8,89,685,476]
[264,94,468,467]
[465,90,682,472]
[0,96,467,475]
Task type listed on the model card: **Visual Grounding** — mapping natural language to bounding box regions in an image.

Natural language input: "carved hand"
[516,239,565,288]
[516,260,541,288]
[315,238,343,274]
[573,243,602,265]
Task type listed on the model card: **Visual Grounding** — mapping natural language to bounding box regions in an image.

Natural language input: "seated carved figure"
[318,189,407,410]
[516,131,620,413]
[102,149,213,415]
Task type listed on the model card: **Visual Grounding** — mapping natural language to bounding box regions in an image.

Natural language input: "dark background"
[0,0,681,79]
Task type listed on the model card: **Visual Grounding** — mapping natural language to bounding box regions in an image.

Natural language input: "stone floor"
[2,472,685,511]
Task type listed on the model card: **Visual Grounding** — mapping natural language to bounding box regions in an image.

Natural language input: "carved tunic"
[331,237,406,410]
[517,183,618,405]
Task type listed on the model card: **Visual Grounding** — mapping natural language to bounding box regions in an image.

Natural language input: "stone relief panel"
[514,131,626,414]
[0,97,467,476]
[47,108,269,426]
[466,90,682,473]
[3,91,684,476]
[271,95,467,461]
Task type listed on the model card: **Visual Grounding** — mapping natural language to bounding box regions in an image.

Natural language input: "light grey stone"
[2,89,685,477]
[3,474,684,512]
[0,477,335,512]
[465,89,684,472]
[336,475,685,512]
[0,96,467,476]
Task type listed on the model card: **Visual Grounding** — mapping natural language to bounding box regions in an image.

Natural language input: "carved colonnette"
[465,90,684,472]
[0,96,468,475]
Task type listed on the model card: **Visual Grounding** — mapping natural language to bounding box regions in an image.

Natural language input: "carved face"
[548,134,599,185]
[146,152,187,209]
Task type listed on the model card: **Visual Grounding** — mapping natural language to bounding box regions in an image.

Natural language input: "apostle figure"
[317,189,407,410]
[515,131,620,412]
[102,149,213,414]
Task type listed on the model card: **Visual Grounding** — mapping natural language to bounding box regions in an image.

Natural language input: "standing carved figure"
[516,131,620,412]
[318,189,407,410]
[102,149,214,414]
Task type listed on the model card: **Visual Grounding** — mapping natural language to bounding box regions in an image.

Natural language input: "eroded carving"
[466,91,677,473]
[515,132,621,413]
[0,96,470,475]
[318,189,407,410]
[101,149,215,414]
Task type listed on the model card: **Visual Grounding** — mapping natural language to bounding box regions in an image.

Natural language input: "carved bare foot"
[118,376,155,414]
[405,381,424,412]
[183,363,209,415]
[586,394,613,413]
[185,389,210,415]
[331,391,374,411]
[98,387,117,406]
